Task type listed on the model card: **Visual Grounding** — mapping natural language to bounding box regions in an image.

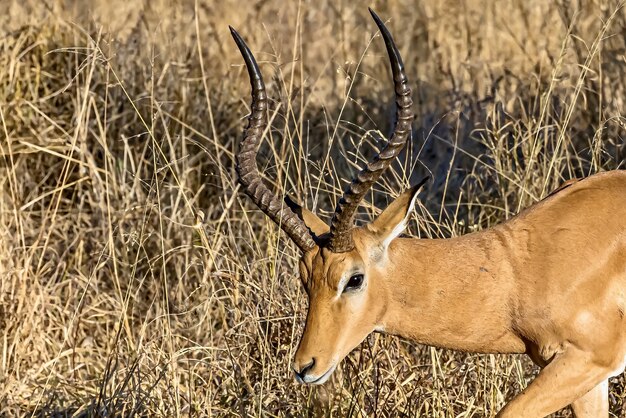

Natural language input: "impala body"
[230,9,626,417]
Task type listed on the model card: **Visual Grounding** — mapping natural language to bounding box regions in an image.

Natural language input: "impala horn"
[327,8,414,253]
[230,27,317,252]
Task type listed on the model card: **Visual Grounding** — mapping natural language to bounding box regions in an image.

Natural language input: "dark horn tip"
[368,8,382,25]
[229,26,263,84]
[229,26,244,45]
[368,8,405,74]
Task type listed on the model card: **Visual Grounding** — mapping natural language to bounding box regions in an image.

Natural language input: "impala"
[229,9,626,417]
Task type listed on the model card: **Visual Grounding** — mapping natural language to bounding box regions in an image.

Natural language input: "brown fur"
[292,170,626,417]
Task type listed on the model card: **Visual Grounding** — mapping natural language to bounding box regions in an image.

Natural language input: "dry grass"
[1,0,626,416]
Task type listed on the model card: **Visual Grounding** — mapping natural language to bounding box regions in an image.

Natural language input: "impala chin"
[296,363,338,385]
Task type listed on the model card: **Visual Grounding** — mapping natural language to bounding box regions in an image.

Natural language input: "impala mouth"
[297,363,337,385]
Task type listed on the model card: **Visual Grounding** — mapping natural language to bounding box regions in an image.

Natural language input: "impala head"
[231,9,426,385]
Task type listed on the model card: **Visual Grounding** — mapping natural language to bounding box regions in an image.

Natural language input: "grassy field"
[1,0,626,416]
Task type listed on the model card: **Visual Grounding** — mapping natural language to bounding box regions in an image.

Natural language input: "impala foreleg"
[569,379,609,417]
[496,349,611,418]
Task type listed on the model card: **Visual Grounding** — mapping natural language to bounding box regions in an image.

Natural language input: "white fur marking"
[609,354,626,378]
[305,363,337,385]
[600,379,609,392]
[336,272,366,298]
[382,189,421,249]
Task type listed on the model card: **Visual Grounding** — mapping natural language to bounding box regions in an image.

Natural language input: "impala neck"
[379,231,527,354]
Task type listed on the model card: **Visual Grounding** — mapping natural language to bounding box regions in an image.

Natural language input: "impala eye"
[344,274,364,292]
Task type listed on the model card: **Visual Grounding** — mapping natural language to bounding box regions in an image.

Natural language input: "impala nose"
[293,358,316,382]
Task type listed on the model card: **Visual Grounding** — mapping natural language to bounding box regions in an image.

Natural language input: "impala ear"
[285,196,330,238]
[369,176,429,248]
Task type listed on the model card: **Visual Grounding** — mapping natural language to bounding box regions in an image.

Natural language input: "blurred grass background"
[1,0,625,416]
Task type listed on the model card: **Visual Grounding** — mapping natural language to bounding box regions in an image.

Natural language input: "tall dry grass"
[1,0,625,416]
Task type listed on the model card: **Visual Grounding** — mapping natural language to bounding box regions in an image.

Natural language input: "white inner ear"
[381,189,420,249]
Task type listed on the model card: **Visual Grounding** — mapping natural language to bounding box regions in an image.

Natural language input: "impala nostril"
[301,358,315,375]
[295,358,316,379]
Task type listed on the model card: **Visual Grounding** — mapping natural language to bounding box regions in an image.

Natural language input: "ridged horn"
[327,9,414,253]
[230,27,317,252]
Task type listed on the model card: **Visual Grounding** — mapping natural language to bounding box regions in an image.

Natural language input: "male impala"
[229,9,626,417]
